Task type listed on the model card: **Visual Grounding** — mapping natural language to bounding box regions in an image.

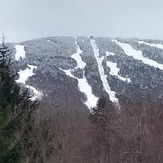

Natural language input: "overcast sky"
[1,0,163,42]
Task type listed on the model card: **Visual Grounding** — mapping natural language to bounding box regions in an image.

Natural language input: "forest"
[1,40,163,163]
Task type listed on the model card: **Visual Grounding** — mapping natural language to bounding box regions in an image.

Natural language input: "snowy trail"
[62,41,98,108]
[15,45,26,61]
[16,65,42,100]
[138,41,163,49]
[16,65,37,84]
[106,51,131,82]
[90,39,118,103]
[106,61,131,83]
[15,45,42,100]
[71,44,86,69]
[113,40,163,70]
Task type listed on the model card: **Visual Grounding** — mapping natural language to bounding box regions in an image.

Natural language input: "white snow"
[61,41,98,108]
[15,45,42,100]
[16,64,42,100]
[106,51,115,56]
[63,69,74,78]
[138,41,163,49]
[71,45,86,69]
[106,61,131,83]
[113,40,163,71]
[16,65,36,84]
[15,45,26,61]
[90,39,118,103]
[78,76,98,108]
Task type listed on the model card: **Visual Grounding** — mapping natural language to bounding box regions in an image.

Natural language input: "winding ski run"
[62,41,98,109]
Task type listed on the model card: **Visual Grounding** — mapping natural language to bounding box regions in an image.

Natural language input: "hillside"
[10,36,163,110]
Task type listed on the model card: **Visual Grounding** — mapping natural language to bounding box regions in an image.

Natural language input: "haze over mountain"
[9,36,163,110]
[1,0,163,42]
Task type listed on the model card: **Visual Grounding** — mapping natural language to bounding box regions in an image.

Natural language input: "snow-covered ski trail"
[113,40,163,70]
[106,61,131,83]
[106,51,131,82]
[15,45,26,61]
[138,41,163,49]
[62,41,98,108]
[90,39,118,103]
[16,65,42,100]
[15,45,42,100]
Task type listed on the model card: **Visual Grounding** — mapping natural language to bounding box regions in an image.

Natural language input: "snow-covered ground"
[16,65,37,84]
[16,65,42,100]
[138,41,163,49]
[71,44,86,69]
[15,45,42,100]
[106,51,115,56]
[106,51,130,82]
[90,39,118,103]
[106,61,131,83]
[15,45,26,61]
[62,41,98,108]
[113,40,163,71]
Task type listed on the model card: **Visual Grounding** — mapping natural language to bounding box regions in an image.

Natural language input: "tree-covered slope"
[10,36,163,110]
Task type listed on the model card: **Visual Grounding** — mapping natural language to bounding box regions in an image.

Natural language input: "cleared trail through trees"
[61,41,98,108]
[90,38,118,103]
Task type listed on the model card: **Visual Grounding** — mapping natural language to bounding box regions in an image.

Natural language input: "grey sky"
[1,0,163,42]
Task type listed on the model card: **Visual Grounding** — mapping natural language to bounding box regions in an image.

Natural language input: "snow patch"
[15,45,26,61]
[106,61,131,83]
[16,64,42,100]
[138,41,163,49]
[90,39,118,103]
[71,45,86,69]
[16,65,36,84]
[61,41,98,108]
[106,51,115,56]
[113,40,163,71]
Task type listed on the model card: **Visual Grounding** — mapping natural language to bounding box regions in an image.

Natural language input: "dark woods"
[27,94,163,163]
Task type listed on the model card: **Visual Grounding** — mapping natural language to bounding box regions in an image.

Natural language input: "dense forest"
[1,38,163,163]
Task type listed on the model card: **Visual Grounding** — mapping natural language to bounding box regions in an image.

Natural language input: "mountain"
[9,36,163,110]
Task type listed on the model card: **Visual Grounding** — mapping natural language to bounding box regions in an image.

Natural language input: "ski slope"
[138,41,163,49]
[106,61,131,83]
[15,45,26,61]
[16,65,42,100]
[71,44,86,69]
[62,41,98,108]
[15,45,42,100]
[113,40,163,70]
[90,39,118,103]
[16,65,36,84]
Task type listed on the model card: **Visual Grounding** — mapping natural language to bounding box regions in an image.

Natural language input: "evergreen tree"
[89,96,116,162]
[0,37,38,163]
[90,96,115,127]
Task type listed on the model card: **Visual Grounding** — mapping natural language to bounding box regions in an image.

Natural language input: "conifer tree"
[89,96,116,162]
[0,35,37,163]
[90,96,115,126]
